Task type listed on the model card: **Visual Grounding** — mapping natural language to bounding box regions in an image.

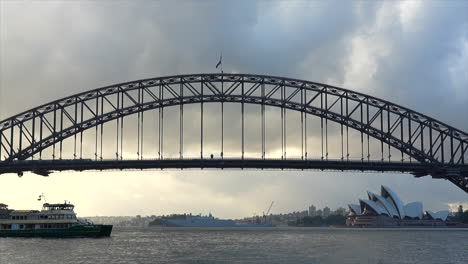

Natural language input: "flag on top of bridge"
[216,54,222,69]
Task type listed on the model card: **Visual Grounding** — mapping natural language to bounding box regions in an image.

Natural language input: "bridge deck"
[1,158,466,175]
[2,159,467,192]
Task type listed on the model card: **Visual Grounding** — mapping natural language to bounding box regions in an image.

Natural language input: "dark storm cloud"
[352,1,468,130]
[0,0,467,215]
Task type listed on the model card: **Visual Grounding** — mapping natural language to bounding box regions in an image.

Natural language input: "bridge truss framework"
[0,73,467,192]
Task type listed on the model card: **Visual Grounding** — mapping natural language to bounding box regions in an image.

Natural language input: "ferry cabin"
[0,203,78,231]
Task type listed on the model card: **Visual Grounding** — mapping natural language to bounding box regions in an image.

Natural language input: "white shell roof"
[426,210,450,221]
[381,185,406,219]
[352,186,449,222]
[404,202,423,219]
[359,199,388,216]
[368,191,400,218]
[348,204,362,215]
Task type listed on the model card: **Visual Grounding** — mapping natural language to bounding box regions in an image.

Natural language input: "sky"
[0,0,467,218]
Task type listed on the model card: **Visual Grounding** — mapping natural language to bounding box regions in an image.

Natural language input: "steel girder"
[0,73,467,192]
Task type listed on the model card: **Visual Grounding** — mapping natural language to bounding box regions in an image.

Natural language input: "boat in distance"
[150,213,274,227]
[0,201,112,238]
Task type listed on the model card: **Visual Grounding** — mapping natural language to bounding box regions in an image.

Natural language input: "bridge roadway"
[1,158,467,178]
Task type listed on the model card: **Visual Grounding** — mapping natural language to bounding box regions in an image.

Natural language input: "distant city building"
[347,185,449,228]
[316,209,323,217]
[308,205,316,217]
[333,207,347,216]
[323,206,331,218]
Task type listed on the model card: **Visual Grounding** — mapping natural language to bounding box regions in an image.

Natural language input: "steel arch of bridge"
[0,73,467,192]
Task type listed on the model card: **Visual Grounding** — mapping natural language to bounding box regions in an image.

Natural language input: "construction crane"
[266,201,274,215]
[262,201,274,224]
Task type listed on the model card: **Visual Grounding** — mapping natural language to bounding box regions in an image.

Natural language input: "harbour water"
[0,227,466,263]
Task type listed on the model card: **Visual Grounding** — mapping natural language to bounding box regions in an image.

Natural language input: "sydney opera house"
[347,185,450,227]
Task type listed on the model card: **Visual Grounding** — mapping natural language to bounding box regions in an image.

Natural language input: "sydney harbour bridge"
[0,73,467,192]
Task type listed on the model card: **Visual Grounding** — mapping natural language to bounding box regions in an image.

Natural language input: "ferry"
[0,201,112,238]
